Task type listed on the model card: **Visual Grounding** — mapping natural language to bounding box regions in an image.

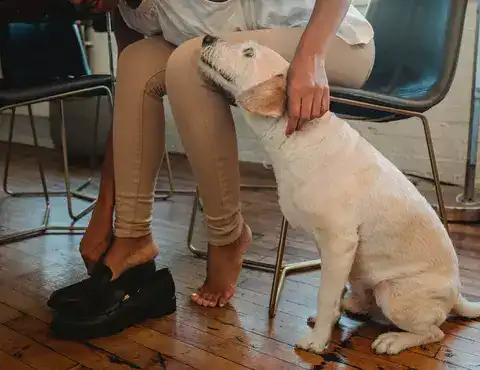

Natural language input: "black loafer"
[47,260,156,314]
[50,268,176,340]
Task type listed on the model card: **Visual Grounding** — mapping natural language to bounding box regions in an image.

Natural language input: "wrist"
[297,30,328,61]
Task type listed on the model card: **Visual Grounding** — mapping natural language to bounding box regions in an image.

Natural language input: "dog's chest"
[273,160,322,231]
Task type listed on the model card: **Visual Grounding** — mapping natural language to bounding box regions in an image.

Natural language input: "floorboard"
[1,142,480,369]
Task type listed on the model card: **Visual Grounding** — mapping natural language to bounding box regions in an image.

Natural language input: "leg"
[371,281,447,355]
[79,128,115,272]
[166,28,374,308]
[102,37,175,279]
[166,38,251,308]
[295,229,358,354]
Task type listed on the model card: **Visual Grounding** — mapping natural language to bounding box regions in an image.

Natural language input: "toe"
[198,292,214,307]
[219,295,229,308]
[191,292,203,305]
[204,293,219,307]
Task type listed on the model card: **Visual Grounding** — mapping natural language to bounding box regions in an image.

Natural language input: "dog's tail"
[453,294,480,318]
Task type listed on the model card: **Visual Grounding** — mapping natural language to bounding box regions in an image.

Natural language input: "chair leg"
[154,145,196,200]
[186,186,322,318]
[0,88,116,245]
[268,217,289,317]
[0,107,51,245]
[419,114,449,232]
[3,108,17,195]
[72,95,102,197]
[59,100,96,221]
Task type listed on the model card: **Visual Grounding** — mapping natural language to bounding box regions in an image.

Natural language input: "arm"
[286,0,352,136]
[113,7,143,54]
[297,0,351,60]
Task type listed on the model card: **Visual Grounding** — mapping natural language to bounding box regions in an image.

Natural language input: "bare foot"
[103,234,159,280]
[191,223,252,308]
[79,203,114,273]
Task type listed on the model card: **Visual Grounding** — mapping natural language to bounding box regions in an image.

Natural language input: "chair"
[329,0,468,232]
[188,0,467,318]
[0,16,114,245]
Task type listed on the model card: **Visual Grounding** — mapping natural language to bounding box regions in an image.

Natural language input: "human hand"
[286,50,330,136]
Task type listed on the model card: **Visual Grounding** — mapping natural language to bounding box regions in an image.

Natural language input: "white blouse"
[119,0,374,47]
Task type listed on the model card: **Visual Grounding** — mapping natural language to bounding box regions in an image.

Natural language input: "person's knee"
[117,38,172,98]
[165,37,202,91]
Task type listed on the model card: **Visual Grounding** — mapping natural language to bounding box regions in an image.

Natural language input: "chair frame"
[0,86,114,245]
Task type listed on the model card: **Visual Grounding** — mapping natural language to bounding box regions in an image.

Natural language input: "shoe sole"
[51,295,176,340]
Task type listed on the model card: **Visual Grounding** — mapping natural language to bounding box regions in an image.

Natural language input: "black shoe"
[50,268,176,340]
[47,260,156,314]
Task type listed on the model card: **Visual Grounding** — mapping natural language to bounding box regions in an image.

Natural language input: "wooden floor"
[1,142,480,370]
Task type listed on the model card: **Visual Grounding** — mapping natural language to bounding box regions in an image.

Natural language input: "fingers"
[297,94,314,132]
[287,86,330,136]
[321,86,330,118]
[286,90,301,136]
[311,89,324,119]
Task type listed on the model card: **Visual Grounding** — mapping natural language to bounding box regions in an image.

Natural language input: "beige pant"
[113,28,375,246]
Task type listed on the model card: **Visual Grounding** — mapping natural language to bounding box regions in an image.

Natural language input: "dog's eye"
[243,47,255,58]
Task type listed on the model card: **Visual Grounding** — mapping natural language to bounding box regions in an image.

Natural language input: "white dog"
[198,35,480,355]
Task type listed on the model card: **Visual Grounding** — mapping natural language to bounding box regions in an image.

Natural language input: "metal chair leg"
[154,145,197,201]
[0,88,115,245]
[419,114,449,232]
[329,95,449,231]
[59,100,96,221]
[3,106,97,202]
[0,106,84,246]
[0,107,51,245]
[186,186,322,318]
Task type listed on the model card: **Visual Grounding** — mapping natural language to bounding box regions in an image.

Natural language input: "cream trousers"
[113,28,375,246]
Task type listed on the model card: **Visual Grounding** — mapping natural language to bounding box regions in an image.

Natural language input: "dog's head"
[199,35,288,118]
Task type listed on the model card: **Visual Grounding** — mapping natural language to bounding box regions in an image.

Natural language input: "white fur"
[199,38,480,355]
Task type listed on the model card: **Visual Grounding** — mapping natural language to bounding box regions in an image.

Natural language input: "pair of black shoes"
[48,260,176,340]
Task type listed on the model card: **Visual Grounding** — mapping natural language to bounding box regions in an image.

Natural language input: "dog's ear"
[236,74,286,118]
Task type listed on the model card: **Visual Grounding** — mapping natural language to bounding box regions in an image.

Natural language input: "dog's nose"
[202,35,218,47]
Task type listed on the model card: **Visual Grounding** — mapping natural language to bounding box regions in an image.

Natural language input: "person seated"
[48,0,375,336]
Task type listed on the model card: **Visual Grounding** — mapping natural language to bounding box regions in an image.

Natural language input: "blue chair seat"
[330,86,429,121]
[0,74,112,107]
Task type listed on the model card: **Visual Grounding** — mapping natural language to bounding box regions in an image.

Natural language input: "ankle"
[115,233,154,245]
[107,234,158,262]
[104,235,158,279]
[209,223,251,249]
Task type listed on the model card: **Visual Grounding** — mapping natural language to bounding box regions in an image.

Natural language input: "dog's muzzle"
[202,34,219,48]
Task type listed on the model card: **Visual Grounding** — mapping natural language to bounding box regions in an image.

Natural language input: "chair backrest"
[0,20,92,88]
[364,0,468,104]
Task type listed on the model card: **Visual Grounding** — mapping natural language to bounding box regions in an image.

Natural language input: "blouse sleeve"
[117,0,163,37]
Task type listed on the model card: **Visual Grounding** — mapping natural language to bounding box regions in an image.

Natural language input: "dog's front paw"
[295,331,330,354]
[372,332,407,355]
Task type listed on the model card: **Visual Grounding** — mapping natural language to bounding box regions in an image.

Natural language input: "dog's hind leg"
[372,281,446,355]
[295,229,358,354]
